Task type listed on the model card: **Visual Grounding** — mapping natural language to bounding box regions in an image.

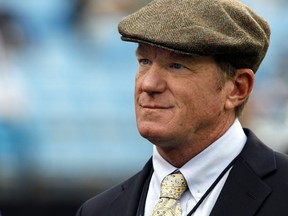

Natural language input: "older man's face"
[134,44,232,149]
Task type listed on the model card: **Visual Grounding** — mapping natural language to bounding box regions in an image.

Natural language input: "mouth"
[140,104,172,109]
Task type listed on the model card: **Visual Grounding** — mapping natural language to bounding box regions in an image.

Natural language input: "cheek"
[134,74,142,100]
[179,86,224,117]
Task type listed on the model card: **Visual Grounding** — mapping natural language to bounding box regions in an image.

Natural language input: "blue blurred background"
[0,0,287,215]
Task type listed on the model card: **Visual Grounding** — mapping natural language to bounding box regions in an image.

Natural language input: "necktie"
[151,172,187,216]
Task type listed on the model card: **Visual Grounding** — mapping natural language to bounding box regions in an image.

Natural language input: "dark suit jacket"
[76,129,288,216]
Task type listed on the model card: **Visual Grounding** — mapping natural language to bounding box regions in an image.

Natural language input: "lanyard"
[137,167,154,216]
[137,156,239,216]
[187,156,238,216]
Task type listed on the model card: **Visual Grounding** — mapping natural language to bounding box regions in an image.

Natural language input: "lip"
[140,104,172,109]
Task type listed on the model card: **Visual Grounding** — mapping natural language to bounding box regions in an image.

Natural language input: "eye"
[139,59,151,65]
[169,63,183,69]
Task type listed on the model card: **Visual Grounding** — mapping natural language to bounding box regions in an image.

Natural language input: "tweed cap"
[118,0,270,73]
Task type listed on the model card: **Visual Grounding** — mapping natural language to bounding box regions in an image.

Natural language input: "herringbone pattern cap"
[118,0,270,73]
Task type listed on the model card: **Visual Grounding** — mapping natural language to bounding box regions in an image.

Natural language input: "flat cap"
[118,0,270,73]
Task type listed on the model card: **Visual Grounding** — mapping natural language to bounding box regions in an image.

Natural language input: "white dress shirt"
[144,119,247,216]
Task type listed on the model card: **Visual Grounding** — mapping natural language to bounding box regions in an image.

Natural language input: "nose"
[140,65,166,94]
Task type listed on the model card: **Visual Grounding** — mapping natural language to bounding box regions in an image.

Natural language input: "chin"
[137,123,171,144]
[138,124,159,138]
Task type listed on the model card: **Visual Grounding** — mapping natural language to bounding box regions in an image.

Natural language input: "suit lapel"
[210,158,272,216]
[210,129,276,216]
[110,158,153,216]
[107,130,277,216]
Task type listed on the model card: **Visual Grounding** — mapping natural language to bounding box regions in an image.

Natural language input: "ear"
[224,68,254,111]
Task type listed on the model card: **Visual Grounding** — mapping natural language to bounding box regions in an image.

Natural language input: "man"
[76,0,288,215]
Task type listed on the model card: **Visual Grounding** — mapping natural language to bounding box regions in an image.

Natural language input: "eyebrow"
[169,52,195,61]
[135,44,197,61]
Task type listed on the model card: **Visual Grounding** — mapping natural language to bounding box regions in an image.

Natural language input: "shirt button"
[195,191,202,199]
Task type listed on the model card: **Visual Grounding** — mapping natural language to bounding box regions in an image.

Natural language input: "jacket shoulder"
[76,158,153,216]
[211,129,288,216]
[267,151,288,183]
[76,174,139,216]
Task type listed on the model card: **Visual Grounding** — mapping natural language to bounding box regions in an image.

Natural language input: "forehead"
[136,44,217,67]
[136,44,193,60]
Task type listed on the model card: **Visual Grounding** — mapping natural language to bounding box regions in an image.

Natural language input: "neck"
[156,116,236,168]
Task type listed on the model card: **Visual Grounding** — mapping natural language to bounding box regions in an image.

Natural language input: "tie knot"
[160,173,187,200]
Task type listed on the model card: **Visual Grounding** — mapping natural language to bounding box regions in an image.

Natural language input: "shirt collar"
[152,119,247,201]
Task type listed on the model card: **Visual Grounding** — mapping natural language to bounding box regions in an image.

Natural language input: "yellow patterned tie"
[151,172,187,216]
